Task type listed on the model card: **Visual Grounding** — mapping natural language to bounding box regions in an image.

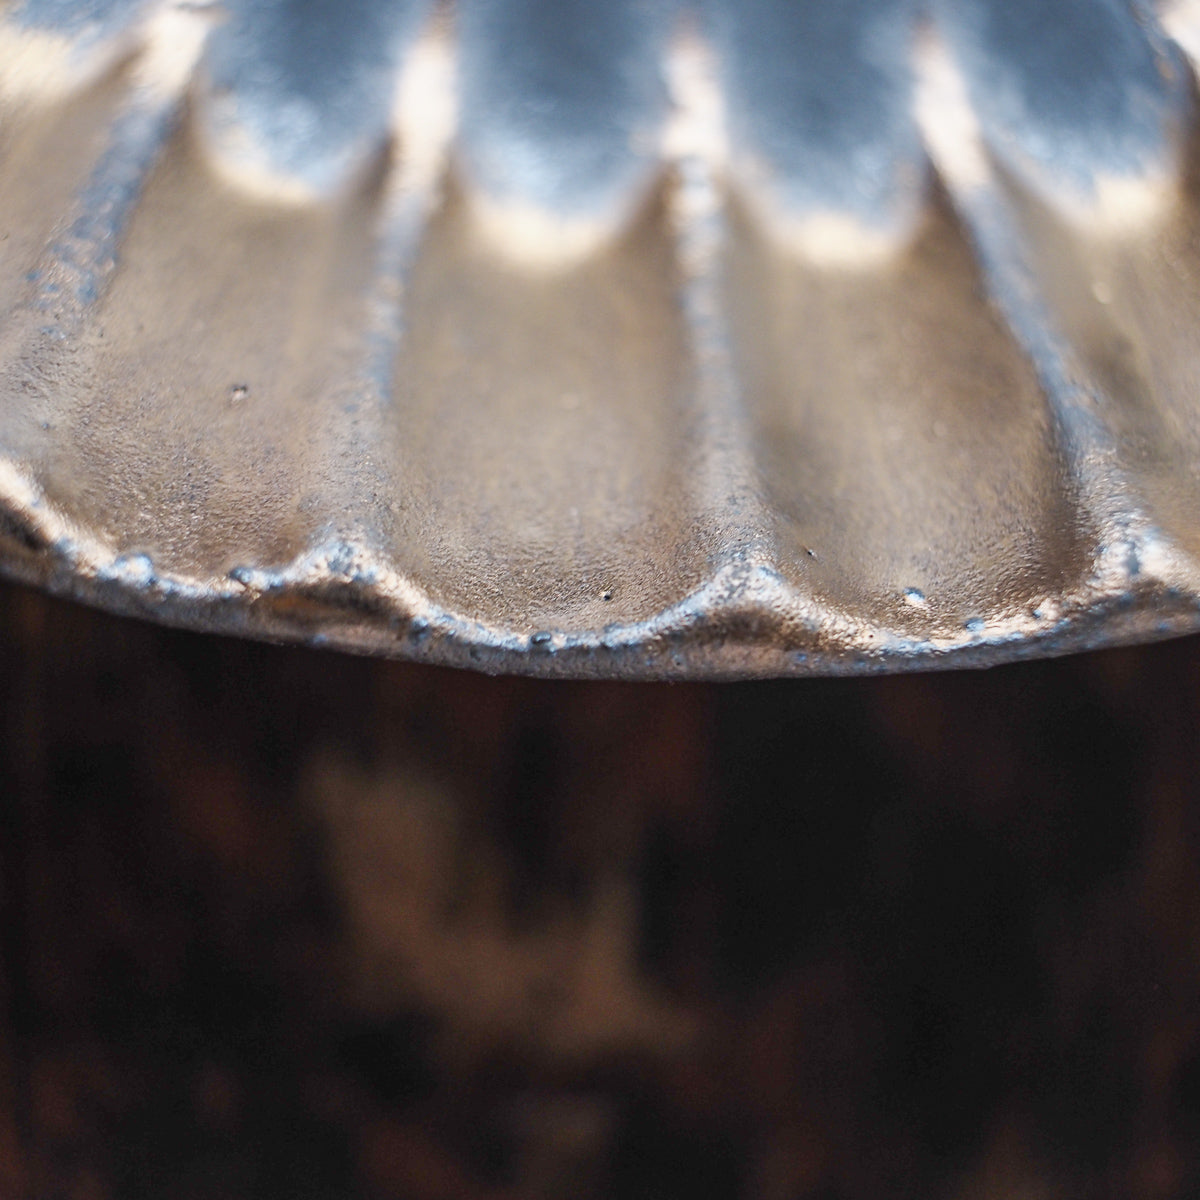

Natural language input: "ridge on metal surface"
[2,0,1200,678]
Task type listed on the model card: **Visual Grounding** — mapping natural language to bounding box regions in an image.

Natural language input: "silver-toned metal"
[2,0,1200,678]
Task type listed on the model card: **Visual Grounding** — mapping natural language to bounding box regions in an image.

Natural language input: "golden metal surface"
[2,0,1200,677]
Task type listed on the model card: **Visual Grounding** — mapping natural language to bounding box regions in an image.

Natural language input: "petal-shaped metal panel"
[1,0,1200,678]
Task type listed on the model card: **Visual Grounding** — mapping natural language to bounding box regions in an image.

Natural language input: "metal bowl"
[2,0,1200,678]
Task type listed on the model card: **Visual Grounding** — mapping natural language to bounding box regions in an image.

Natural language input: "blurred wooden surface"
[3,576,1200,1199]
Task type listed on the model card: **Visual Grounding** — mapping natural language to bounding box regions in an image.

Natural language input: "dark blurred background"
[2,573,1200,1200]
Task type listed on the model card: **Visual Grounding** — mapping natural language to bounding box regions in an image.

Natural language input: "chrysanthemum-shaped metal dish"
[2,0,1200,677]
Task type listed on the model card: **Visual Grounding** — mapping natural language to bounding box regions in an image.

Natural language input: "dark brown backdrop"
[2,575,1199,1200]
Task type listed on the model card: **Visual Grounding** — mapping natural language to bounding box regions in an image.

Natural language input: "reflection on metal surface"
[0,0,1198,677]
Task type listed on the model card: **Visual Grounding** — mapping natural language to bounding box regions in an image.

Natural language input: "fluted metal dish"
[2,0,1200,678]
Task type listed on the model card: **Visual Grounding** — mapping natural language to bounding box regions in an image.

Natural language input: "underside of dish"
[3,0,1200,678]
